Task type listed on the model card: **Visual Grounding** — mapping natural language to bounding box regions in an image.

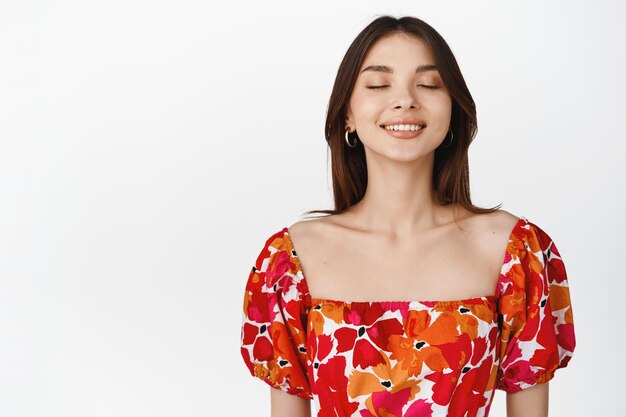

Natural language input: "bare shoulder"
[287,215,337,248]
[454,209,521,283]
[287,212,362,261]
[288,216,326,236]
[464,209,521,264]
[466,209,520,236]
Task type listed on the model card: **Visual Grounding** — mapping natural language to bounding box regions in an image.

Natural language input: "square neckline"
[282,215,527,307]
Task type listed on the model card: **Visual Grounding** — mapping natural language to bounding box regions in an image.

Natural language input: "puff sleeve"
[239,229,313,400]
[495,220,576,393]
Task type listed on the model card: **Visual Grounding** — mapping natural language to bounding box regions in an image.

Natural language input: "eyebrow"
[359,64,438,74]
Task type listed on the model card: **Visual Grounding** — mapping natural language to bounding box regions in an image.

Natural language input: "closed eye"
[366,85,439,90]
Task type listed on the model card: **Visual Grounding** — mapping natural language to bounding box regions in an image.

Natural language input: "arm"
[271,387,311,417]
[506,382,549,417]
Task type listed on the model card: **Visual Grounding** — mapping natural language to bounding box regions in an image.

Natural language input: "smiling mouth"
[379,124,427,131]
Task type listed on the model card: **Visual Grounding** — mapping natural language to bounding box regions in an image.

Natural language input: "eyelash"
[367,85,439,90]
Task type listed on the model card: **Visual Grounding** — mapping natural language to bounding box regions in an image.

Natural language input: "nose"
[392,87,420,110]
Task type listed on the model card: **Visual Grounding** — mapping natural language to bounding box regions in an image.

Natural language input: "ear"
[345,107,354,132]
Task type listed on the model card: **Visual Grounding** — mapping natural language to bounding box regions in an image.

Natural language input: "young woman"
[240,15,576,417]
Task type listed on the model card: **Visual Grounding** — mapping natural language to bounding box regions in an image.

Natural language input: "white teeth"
[383,124,424,131]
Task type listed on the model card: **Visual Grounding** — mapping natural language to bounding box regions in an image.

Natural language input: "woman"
[240,15,575,417]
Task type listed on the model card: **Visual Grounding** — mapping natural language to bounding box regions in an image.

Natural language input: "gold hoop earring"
[441,129,454,148]
[345,128,357,148]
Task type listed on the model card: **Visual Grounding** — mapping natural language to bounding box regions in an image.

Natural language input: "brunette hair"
[302,14,501,221]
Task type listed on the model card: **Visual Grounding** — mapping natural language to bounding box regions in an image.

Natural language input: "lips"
[379,117,427,127]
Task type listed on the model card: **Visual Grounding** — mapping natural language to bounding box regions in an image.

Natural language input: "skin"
[343,32,453,237]
[506,383,549,417]
[270,389,311,417]
[271,32,549,416]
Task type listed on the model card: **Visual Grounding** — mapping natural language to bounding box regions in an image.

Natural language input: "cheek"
[436,91,453,109]
[350,95,382,125]
[425,95,452,120]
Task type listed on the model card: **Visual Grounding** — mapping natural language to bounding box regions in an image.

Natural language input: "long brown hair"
[302,15,501,221]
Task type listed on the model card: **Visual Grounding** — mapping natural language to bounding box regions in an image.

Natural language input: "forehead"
[359,33,437,74]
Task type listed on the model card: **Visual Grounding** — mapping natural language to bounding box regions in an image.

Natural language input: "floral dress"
[239,216,576,417]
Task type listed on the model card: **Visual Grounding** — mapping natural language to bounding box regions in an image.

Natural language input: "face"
[346,33,452,161]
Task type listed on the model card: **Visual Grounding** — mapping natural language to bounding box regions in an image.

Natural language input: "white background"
[1,0,623,415]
